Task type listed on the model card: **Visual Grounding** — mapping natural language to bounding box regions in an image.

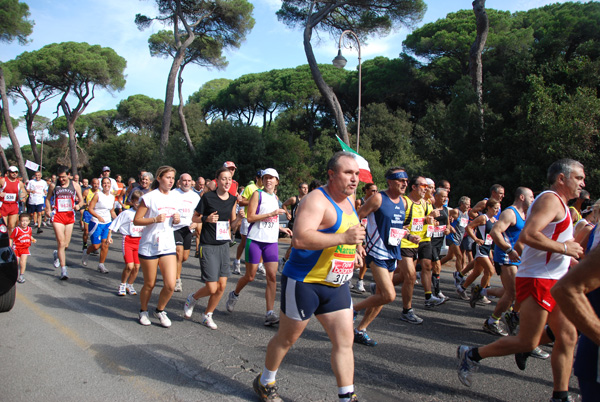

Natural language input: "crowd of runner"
[5,154,599,402]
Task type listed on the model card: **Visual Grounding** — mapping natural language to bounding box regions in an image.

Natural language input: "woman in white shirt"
[133,166,181,328]
[82,177,116,273]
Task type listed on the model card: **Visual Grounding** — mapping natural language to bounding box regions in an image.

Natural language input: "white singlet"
[91,192,115,224]
[172,188,200,231]
[138,189,179,256]
[247,190,280,243]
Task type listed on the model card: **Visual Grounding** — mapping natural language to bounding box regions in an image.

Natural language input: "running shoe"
[354,330,377,346]
[82,244,87,251]
[549,395,574,402]
[253,374,282,402]
[424,294,445,308]
[183,293,197,318]
[81,250,89,266]
[174,278,182,292]
[17,274,25,283]
[504,311,520,335]
[356,279,366,293]
[53,250,60,268]
[437,291,450,302]
[515,351,531,370]
[530,346,550,360]
[153,310,172,328]
[339,392,359,402]
[139,311,151,326]
[457,345,479,387]
[469,285,483,308]
[59,266,69,280]
[36,228,43,234]
[229,240,237,247]
[264,312,279,326]
[126,284,137,295]
[482,320,508,336]
[194,250,200,258]
[232,260,241,275]
[201,313,217,330]
[478,296,492,305]
[257,263,266,275]
[453,271,463,288]
[226,290,238,312]
[400,309,423,325]
[118,283,127,296]
[353,309,358,323]
[277,257,286,273]
[456,287,469,300]
[97,263,109,274]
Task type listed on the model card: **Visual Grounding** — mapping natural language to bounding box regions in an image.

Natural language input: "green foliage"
[0,0,34,45]
[116,94,164,135]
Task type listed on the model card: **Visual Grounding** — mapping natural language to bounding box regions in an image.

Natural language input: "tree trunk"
[0,147,9,172]
[26,120,41,165]
[0,67,28,180]
[303,17,349,146]
[66,119,79,177]
[470,0,489,132]
[177,65,195,154]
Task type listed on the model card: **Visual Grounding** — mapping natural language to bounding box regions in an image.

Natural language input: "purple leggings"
[245,239,279,264]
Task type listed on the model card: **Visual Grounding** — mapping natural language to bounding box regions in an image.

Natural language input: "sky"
[2,0,584,147]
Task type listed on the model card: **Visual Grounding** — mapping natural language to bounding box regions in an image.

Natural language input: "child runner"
[11,213,36,283]
[108,190,144,296]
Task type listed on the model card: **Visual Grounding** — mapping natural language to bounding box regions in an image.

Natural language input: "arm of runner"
[19,182,27,202]
[469,200,486,219]
[45,183,54,218]
[230,202,241,233]
[246,191,285,223]
[73,182,84,210]
[88,193,104,223]
[552,245,600,345]
[133,200,158,226]
[291,191,365,250]
[357,192,382,220]
[466,215,486,245]
[519,193,584,258]
[490,208,520,261]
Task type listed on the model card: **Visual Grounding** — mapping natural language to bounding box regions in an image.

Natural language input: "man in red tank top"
[0,166,27,235]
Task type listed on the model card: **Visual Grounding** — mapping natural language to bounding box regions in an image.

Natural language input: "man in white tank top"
[457,159,585,402]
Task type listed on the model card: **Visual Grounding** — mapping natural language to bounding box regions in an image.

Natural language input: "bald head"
[179,173,193,191]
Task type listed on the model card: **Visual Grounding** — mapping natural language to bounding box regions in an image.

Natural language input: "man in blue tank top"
[482,187,534,337]
[352,167,410,347]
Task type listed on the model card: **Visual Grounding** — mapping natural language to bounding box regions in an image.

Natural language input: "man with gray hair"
[457,159,585,402]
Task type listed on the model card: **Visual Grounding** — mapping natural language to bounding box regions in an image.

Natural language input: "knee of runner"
[381,289,396,304]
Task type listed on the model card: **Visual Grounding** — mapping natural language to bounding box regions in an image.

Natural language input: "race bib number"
[325,259,354,285]
[130,223,143,238]
[260,215,278,230]
[361,218,368,228]
[433,225,446,238]
[57,198,73,212]
[216,221,231,241]
[388,228,407,246]
[411,217,424,232]
[459,217,468,227]
[484,234,493,246]
[426,225,434,238]
[4,193,16,202]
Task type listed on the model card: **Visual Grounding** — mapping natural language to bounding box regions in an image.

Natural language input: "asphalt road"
[0,225,580,401]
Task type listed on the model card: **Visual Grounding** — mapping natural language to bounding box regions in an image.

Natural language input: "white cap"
[425,178,434,186]
[261,168,279,180]
[8,166,18,172]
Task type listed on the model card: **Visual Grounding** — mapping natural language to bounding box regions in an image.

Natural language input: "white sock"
[266,310,274,316]
[338,385,354,401]
[235,259,240,264]
[260,367,277,386]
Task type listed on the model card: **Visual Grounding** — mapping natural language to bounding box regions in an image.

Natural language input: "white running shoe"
[97,263,109,274]
[153,310,172,328]
[174,278,182,292]
[183,293,197,318]
[232,260,241,275]
[118,283,126,296]
[257,263,266,275]
[278,257,286,273]
[264,312,280,326]
[53,250,60,269]
[139,311,151,326]
[59,266,69,280]
[226,291,238,312]
[126,284,137,295]
[356,279,366,293]
[81,250,89,266]
[202,313,217,330]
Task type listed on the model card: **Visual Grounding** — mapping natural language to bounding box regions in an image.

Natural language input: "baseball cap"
[102,166,111,172]
[262,168,279,180]
[8,166,18,172]
[223,161,237,169]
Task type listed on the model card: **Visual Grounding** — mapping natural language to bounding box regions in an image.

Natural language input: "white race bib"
[154,230,175,252]
[411,217,424,232]
[216,221,231,241]
[484,234,493,246]
[325,259,354,285]
[361,218,368,228]
[388,228,407,246]
[57,198,73,212]
[4,193,16,202]
[433,225,446,238]
[459,217,468,227]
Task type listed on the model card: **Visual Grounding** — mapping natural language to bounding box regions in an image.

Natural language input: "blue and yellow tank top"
[283,187,359,287]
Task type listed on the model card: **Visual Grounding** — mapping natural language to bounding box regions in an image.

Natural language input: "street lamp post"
[332,30,362,153]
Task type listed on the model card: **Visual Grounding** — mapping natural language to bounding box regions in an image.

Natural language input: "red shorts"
[13,246,30,258]
[52,211,75,225]
[122,235,140,265]
[516,277,558,312]
[1,203,19,217]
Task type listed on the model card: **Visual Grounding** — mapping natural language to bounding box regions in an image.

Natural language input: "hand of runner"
[206,211,218,223]
[155,213,166,223]
[344,223,365,245]
[563,239,584,259]
[172,212,180,224]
